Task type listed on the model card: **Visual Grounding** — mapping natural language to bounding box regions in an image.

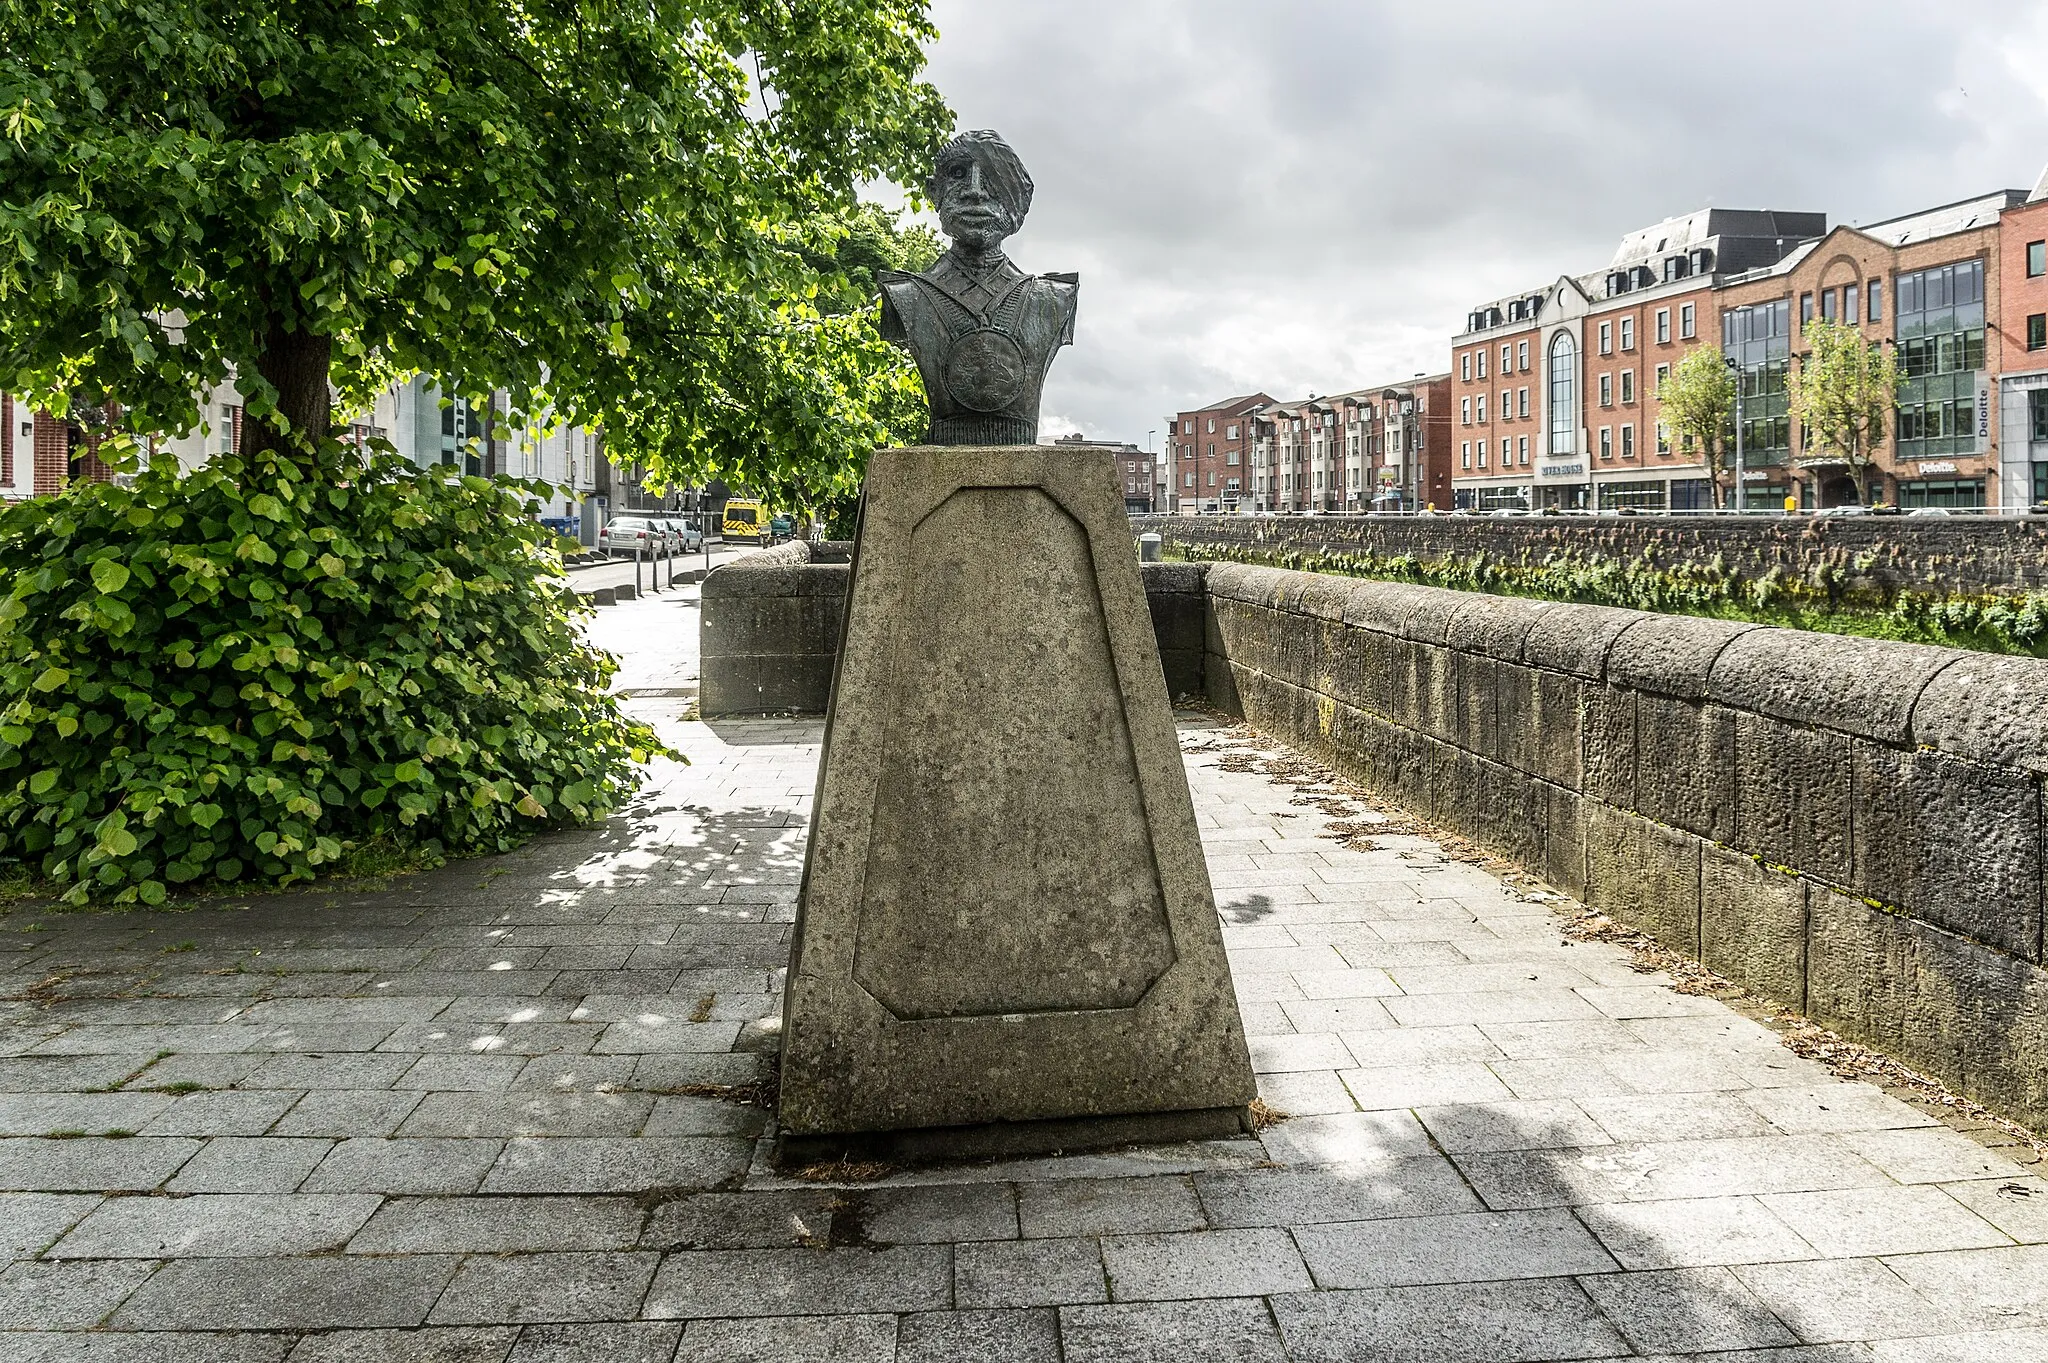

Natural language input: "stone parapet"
[1141,512,2048,601]
[701,550,1205,717]
[1200,559,2048,1129]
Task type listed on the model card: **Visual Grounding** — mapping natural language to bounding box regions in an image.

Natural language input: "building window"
[2030,389,2048,443]
[1820,289,1837,321]
[1461,441,1472,469]
[2031,241,2047,278]
[1207,471,1215,486]
[1461,353,1472,382]
[1547,333,1577,454]
[1599,426,1613,459]
[1620,370,1635,404]
[1844,283,1859,323]
[1477,350,1487,379]
[1461,397,1471,425]
[1619,317,1635,350]
[1226,424,1239,439]
[1896,258,1988,460]
[1183,472,1194,487]
[1501,343,1512,371]
[1183,420,1192,434]
[1477,441,1488,469]
[1621,424,1635,458]
[1518,387,1529,418]
[1517,435,1529,464]
[1599,373,1613,407]
[1226,450,1240,465]
[1655,363,1670,392]
[1680,302,1696,339]
[1517,339,1529,370]
[1206,418,1216,434]
[1476,395,1486,423]
[1598,321,1612,355]
[1869,280,1883,322]
[1656,309,1670,344]
[2031,315,2047,351]
[1657,421,1670,453]
[1800,292,1814,324]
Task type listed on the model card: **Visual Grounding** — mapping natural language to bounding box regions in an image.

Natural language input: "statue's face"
[935,155,1017,252]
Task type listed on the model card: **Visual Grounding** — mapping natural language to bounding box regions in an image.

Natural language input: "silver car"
[598,516,662,557]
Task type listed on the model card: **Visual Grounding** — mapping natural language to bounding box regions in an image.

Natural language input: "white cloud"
[910,0,2048,444]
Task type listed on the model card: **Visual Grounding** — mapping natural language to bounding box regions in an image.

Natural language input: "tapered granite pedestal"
[773,445,1256,1166]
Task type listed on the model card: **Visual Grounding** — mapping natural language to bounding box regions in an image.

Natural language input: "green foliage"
[1164,538,2048,658]
[1788,317,1903,484]
[0,442,662,905]
[1656,348,1736,506]
[0,0,950,477]
[803,204,944,318]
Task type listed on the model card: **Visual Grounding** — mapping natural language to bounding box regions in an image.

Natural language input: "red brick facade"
[1166,394,1270,512]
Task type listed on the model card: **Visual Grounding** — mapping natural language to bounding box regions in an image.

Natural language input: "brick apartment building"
[1451,210,1824,511]
[1164,394,1271,512]
[1453,173,2048,512]
[1248,377,1452,512]
[1049,432,1160,512]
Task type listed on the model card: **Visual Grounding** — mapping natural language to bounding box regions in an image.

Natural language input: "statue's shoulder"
[1038,271,1080,288]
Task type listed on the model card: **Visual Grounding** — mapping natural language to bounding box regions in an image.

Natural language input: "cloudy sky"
[895,0,2048,449]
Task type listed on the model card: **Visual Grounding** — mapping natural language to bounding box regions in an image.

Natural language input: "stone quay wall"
[1137,512,2048,601]
[700,546,2048,1128]
[700,549,1206,717]
[1203,559,2048,1130]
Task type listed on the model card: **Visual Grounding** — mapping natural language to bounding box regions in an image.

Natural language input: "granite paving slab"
[0,586,2041,1358]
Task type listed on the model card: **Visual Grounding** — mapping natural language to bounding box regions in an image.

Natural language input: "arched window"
[1547,333,1577,455]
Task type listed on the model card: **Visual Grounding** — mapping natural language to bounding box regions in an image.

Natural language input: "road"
[562,538,773,593]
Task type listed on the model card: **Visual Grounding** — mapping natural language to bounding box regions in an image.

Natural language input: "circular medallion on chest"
[944,329,1028,413]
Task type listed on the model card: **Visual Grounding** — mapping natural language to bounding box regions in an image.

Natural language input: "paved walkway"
[2,590,2046,1361]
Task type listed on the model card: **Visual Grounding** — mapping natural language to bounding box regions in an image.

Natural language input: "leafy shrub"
[0,444,661,905]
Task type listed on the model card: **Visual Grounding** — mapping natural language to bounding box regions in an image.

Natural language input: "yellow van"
[722,498,764,542]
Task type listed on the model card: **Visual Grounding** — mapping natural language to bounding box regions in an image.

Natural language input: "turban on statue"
[929,130,1035,225]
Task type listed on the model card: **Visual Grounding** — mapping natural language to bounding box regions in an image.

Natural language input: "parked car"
[769,513,794,542]
[597,516,662,556]
[658,517,705,551]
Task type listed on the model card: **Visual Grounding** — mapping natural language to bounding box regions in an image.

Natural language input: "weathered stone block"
[1635,696,1737,843]
[1521,601,1639,680]
[1584,803,1702,957]
[1700,846,1809,1011]
[1708,629,1953,745]
[778,447,1254,1160]
[1580,686,1638,810]
[1852,744,2042,960]
[1805,889,2048,1130]
[1730,713,1851,883]
[1910,653,2048,771]
[1538,781,1589,900]
[1606,615,1758,701]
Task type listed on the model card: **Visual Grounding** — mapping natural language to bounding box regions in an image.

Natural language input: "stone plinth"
[774,446,1255,1165]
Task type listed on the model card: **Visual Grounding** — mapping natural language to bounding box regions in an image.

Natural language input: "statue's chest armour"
[944,329,1028,413]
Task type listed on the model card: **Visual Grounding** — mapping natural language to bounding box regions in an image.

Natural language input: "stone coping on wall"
[1139,511,2048,599]
[1201,559,2048,1129]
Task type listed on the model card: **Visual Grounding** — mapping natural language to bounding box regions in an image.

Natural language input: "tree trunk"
[241,317,333,469]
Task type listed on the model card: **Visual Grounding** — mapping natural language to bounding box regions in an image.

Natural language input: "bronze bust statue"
[879,131,1079,446]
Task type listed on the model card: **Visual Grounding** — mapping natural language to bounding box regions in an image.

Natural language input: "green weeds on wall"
[1166,540,2048,657]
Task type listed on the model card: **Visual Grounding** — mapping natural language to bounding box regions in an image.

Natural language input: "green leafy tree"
[1787,317,1904,501]
[805,204,944,318]
[1656,347,1737,508]
[0,0,950,477]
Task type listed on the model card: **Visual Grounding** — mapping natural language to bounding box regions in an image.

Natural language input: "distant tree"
[805,205,944,317]
[0,0,950,487]
[1787,317,1904,503]
[1657,347,1737,508]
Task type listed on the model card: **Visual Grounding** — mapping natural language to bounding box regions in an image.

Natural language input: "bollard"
[1138,532,1162,563]
[635,545,643,596]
